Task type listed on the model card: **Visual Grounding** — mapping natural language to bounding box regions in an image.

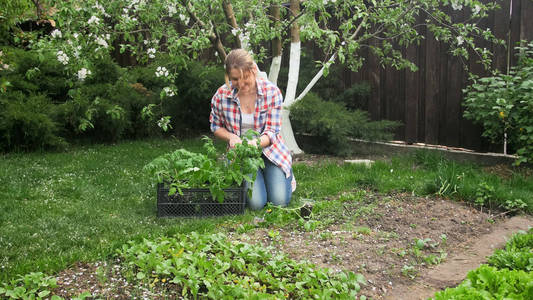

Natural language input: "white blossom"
[157,117,170,129]
[77,68,92,81]
[163,87,175,97]
[178,14,189,23]
[51,29,62,39]
[231,28,239,36]
[472,4,481,15]
[456,35,464,45]
[147,48,156,58]
[168,5,177,16]
[56,51,69,65]
[73,33,79,39]
[155,66,169,77]
[93,2,109,17]
[451,0,463,11]
[96,37,109,48]
[88,16,100,25]
[143,39,149,45]
[1,64,9,70]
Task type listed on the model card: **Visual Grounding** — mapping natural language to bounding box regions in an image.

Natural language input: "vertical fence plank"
[404,43,419,143]
[510,0,522,67]
[493,0,511,73]
[424,29,440,145]
[521,0,533,43]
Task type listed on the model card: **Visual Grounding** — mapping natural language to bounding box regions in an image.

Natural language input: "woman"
[209,49,295,210]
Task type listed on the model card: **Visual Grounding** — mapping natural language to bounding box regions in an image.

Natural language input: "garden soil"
[234,193,532,299]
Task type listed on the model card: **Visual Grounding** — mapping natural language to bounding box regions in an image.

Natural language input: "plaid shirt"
[210,77,293,179]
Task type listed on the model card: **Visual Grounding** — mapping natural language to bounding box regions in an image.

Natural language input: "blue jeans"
[245,156,293,210]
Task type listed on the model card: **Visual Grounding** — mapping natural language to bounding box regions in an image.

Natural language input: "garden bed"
[48,189,532,299]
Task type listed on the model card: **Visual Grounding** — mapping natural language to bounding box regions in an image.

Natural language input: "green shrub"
[289,92,399,156]
[1,47,70,101]
[0,92,66,151]
[463,41,533,165]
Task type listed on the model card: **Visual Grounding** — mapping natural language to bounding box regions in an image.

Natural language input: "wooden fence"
[348,0,533,152]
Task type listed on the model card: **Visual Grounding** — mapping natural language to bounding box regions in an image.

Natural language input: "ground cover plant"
[1,138,532,298]
[116,232,365,299]
[431,229,533,299]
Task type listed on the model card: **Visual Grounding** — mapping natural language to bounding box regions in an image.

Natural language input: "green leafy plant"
[117,232,365,298]
[0,272,60,299]
[475,182,496,210]
[431,265,533,299]
[144,132,264,202]
[463,41,533,165]
[488,229,533,272]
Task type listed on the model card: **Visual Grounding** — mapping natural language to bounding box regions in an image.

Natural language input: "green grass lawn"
[1,137,532,283]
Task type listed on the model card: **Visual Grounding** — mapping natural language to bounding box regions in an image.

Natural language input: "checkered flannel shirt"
[210,77,293,179]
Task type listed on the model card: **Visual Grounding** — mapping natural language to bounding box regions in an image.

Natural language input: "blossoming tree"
[15,0,501,153]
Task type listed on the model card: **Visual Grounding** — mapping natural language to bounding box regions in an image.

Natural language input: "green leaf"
[137,272,146,280]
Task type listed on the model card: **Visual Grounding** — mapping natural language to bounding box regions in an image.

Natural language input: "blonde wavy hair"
[224,49,257,88]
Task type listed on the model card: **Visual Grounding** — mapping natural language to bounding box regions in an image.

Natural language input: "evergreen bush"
[165,61,225,136]
[289,92,399,156]
[0,92,66,151]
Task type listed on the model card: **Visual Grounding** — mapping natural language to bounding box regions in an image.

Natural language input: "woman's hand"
[228,135,242,148]
[247,139,260,147]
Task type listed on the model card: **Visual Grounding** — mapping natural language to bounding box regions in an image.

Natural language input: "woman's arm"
[214,127,242,148]
[261,85,283,146]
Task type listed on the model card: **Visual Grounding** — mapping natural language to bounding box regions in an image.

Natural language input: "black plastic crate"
[156,183,246,217]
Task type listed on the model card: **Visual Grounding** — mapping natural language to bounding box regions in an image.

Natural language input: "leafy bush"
[289,92,399,155]
[488,229,533,272]
[431,265,533,299]
[463,41,533,165]
[117,232,365,299]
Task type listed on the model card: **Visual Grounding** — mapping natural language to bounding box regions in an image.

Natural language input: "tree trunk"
[222,0,242,49]
[281,0,303,155]
[268,4,282,85]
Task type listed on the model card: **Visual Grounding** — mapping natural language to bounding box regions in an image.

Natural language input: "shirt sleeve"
[209,90,223,133]
[262,86,283,143]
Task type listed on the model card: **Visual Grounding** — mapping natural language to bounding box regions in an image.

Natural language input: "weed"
[401,265,417,279]
[319,231,333,241]
[440,234,448,245]
[475,182,496,210]
[354,226,372,235]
